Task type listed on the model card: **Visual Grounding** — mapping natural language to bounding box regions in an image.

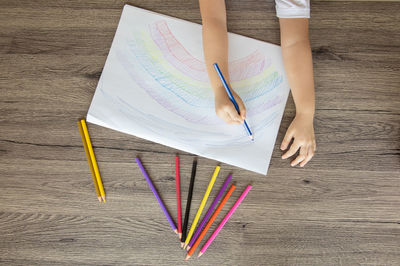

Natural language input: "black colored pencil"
[181,158,197,247]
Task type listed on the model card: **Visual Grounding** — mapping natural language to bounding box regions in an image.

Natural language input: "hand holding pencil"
[214,88,247,125]
[214,63,254,141]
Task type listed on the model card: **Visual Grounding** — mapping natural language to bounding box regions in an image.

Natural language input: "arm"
[199,0,246,124]
[279,18,316,167]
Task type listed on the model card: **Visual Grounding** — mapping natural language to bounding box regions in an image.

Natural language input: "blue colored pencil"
[213,63,254,141]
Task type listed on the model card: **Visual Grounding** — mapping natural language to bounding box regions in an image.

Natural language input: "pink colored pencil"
[198,185,252,257]
[175,155,182,239]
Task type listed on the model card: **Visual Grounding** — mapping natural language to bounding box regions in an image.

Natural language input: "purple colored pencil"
[135,157,177,234]
[187,174,233,249]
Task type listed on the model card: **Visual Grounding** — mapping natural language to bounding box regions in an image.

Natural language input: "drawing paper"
[87,5,290,174]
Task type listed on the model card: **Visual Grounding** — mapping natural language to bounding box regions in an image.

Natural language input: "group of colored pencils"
[136,156,252,259]
[77,119,106,202]
[77,119,252,258]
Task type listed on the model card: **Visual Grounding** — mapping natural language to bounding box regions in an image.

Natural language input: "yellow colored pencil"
[77,121,101,202]
[184,165,220,248]
[80,119,106,202]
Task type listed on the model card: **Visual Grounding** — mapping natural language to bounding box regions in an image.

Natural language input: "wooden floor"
[1,0,399,265]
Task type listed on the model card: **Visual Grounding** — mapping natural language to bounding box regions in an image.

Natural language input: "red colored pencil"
[175,155,182,239]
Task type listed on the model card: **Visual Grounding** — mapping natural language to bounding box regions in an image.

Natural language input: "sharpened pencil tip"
[186,246,190,251]
[249,135,254,141]
[180,242,184,248]
[185,255,190,261]
[183,243,187,249]
[174,229,178,234]
[98,197,102,202]
[198,252,203,258]
[178,233,182,240]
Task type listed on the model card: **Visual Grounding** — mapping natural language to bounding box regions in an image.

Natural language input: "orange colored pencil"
[185,184,236,260]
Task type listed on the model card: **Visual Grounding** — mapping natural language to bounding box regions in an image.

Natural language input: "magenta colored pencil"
[135,157,177,234]
[187,174,232,249]
[198,185,252,257]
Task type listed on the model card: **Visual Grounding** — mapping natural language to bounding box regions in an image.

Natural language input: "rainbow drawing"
[87,5,290,174]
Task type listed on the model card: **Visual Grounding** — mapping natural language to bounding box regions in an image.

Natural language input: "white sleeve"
[275,0,310,18]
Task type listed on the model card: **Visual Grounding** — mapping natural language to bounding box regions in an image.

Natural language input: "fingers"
[299,140,316,167]
[235,96,247,121]
[285,141,316,167]
[217,109,241,125]
[225,103,243,123]
[282,141,300,159]
[300,146,314,167]
[280,114,316,167]
[291,145,307,167]
[222,113,241,124]
[226,114,242,125]
[215,89,246,124]
[281,129,294,150]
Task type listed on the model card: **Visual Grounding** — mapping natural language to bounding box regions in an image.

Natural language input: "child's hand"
[214,89,246,125]
[281,114,316,167]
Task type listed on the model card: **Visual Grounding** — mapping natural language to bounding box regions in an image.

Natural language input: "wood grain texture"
[0,0,399,265]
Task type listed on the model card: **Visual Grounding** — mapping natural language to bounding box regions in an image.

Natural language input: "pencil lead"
[249,135,254,141]
[198,252,203,258]
[184,255,191,261]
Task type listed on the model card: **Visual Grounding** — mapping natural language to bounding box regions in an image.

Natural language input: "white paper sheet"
[87,4,290,174]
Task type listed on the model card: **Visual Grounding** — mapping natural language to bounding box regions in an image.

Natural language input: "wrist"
[296,109,315,120]
[213,85,228,99]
